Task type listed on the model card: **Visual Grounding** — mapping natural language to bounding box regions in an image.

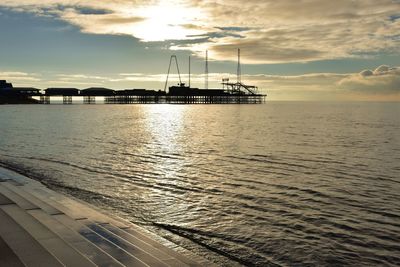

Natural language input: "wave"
[153,222,281,267]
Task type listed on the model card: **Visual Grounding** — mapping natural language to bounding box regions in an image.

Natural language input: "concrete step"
[0,167,207,266]
[0,236,26,267]
[2,181,149,266]
[0,168,28,185]
[27,188,179,266]
[1,180,130,266]
[28,209,125,267]
[0,208,64,267]
[81,219,171,267]
[30,186,130,228]
[27,185,201,266]
[1,204,96,267]
[28,184,205,266]
[0,191,15,205]
[123,226,203,267]
[1,182,63,215]
[0,182,39,210]
[53,213,149,267]
[100,223,189,266]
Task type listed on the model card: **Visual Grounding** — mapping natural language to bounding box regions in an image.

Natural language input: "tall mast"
[205,50,209,89]
[189,56,191,88]
[237,48,241,84]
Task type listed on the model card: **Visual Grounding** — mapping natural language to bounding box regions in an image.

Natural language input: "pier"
[1,81,266,105]
[1,50,267,105]
[105,94,265,104]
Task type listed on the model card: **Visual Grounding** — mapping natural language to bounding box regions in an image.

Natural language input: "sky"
[0,0,399,101]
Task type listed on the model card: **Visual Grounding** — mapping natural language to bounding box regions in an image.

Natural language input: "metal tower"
[188,56,191,88]
[237,48,241,84]
[205,50,209,90]
[164,55,182,92]
[220,48,259,96]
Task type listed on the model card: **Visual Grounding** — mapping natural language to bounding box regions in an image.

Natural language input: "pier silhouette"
[1,50,266,105]
[1,81,265,104]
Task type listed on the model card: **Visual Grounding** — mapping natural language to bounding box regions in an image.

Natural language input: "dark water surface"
[0,102,399,266]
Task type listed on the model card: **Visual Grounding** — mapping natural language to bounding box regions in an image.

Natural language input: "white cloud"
[338,65,400,94]
[57,74,110,81]
[0,0,399,63]
[178,0,400,63]
[0,71,41,83]
[57,8,144,36]
[373,65,391,74]
[360,70,374,77]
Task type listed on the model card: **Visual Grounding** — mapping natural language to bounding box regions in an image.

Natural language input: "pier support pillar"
[40,96,50,104]
[83,96,96,104]
[63,96,72,104]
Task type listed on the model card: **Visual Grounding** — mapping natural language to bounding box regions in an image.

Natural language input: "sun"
[129,1,205,41]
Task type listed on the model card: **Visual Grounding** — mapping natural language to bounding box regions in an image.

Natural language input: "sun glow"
[129,1,205,41]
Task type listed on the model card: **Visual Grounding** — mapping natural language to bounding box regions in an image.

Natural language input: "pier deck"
[37,94,266,104]
[0,167,210,267]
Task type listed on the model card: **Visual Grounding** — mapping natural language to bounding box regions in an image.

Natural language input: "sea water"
[0,102,399,266]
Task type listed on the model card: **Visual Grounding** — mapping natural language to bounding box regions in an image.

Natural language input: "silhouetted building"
[116,89,166,96]
[0,80,13,89]
[0,80,40,104]
[80,87,115,96]
[12,87,41,96]
[168,85,228,96]
[45,88,79,96]
[0,81,40,95]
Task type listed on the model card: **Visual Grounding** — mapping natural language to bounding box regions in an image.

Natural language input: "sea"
[0,102,399,266]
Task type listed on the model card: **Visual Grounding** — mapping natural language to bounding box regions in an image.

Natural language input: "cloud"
[360,70,374,77]
[0,0,399,63]
[373,65,391,74]
[0,0,205,41]
[178,0,400,63]
[0,71,41,83]
[56,74,110,81]
[46,80,103,86]
[57,7,145,36]
[338,65,400,94]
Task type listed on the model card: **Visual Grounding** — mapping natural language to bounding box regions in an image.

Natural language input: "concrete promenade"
[0,167,210,267]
